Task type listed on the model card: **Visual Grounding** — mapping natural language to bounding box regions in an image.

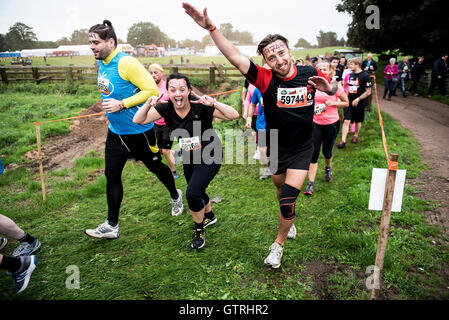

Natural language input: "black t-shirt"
[244,60,329,151]
[347,71,372,106]
[155,101,222,164]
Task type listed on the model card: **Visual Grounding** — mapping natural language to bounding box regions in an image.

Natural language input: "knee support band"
[279,184,300,220]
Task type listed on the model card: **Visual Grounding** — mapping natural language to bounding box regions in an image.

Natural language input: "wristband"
[119,100,125,110]
[209,25,217,32]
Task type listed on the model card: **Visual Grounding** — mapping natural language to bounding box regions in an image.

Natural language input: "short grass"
[0,83,448,300]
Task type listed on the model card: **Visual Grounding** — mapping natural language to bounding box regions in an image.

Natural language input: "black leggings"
[183,162,221,212]
[105,129,178,225]
[311,121,340,163]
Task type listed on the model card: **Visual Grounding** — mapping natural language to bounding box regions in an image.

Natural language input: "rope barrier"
[32,87,242,201]
[371,75,398,171]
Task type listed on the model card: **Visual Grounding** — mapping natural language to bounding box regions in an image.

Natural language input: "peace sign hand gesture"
[146,93,164,108]
[182,2,215,30]
[191,91,217,107]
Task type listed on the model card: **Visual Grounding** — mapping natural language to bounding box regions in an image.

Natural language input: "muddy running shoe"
[7,255,37,294]
[12,237,41,257]
[287,224,296,239]
[337,141,346,149]
[85,221,119,239]
[352,136,358,144]
[191,228,205,249]
[264,242,283,268]
[324,166,332,182]
[171,189,184,216]
[203,214,217,228]
[304,181,314,196]
[0,238,7,251]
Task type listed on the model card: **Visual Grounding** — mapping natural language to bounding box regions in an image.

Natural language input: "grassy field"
[0,83,448,300]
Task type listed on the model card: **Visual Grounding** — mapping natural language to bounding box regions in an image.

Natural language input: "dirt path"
[376,85,449,235]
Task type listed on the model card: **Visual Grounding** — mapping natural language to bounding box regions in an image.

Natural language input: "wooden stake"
[370,153,399,300]
[35,124,46,202]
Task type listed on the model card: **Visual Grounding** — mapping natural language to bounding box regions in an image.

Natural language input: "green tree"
[178,38,202,50]
[70,29,89,45]
[316,30,340,48]
[294,38,312,48]
[0,34,7,51]
[4,22,37,50]
[336,0,448,57]
[127,22,170,47]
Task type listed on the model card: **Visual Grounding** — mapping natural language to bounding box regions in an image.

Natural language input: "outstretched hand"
[308,76,332,93]
[182,2,214,30]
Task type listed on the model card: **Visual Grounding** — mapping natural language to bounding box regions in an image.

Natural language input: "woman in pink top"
[383,57,398,101]
[148,64,178,179]
[304,61,349,196]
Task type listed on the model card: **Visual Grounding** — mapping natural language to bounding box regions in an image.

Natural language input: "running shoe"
[304,181,314,196]
[287,223,296,239]
[337,141,346,149]
[12,237,41,257]
[352,136,358,144]
[203,214,217,228]
[264,242,283,268]
[7,255,37,294]
[191,227,205,249]
[253,149,260,160]
[171,189,184,216]
[259,168,272,180]
[324,166,332,182]
[0,237,7,250]
[84,221,119,239]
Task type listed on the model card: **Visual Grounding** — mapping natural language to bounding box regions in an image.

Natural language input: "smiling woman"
[134,72,239,250]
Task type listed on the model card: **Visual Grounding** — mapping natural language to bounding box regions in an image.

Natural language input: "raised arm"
[191,92,239,121]
[133,95,163,125]
[183,2,250,74]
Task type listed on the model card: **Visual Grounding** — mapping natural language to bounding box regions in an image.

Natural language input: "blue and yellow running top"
[98,48,159,135]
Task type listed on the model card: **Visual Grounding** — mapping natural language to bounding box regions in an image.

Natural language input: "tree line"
[0,21,345,53]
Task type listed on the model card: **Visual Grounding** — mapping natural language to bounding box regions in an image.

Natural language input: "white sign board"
[368,168,406,212]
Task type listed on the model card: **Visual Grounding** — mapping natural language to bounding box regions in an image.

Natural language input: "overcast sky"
[0,0,352,46]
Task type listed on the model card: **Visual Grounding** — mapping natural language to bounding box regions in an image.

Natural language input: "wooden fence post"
[0,67,8,84]
[370,153,399,300]
[67,66,73,82]
[209,66,216,85]
[35,123,46,202]
[32,67,40,84]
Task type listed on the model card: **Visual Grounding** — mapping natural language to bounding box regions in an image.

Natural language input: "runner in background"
[149,63,179,180]
[246,87,270,180]
[133,73,239,249]
[304,61,349,195]
[337,57,372,148]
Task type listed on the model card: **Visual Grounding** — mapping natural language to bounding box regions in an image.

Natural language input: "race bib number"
[277,87,310,108]
[179,136,201,152]
[314,103,327,115]
[98,77,110,95]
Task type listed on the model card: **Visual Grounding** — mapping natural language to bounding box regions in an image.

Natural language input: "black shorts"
[251,114,257,132]
[154,124,173,150]
[267,143,314,175]
[105,128,162,163]
[344,102,365,123]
